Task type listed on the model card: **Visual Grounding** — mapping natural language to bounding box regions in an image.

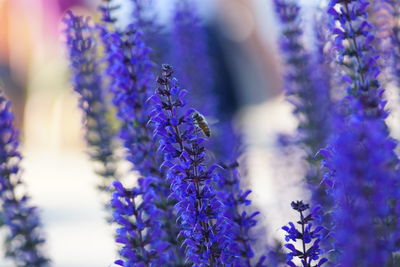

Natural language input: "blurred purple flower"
[64,10,120,208]
[328,0,386,118]
[98,6,185,264]
[273,0,333,245]
[0,93,49,266]
[324,0,400,264]
[321,114,399,265]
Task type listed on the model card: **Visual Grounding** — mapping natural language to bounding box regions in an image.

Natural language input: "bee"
[192,111,211,137]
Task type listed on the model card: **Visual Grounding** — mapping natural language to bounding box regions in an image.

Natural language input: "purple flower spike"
[273,0,332,155]
[173,7,267,258]
[111,179,174,266]
[321,114,400,266]
[98,5,184,264]
[102,25,157,177]
[323,1,400,264]
[215,161,265,266]
[273,1,333,254]
[66,9,181,265]
[150,64,239,266]
[64,10,120,199]
[282,201,327,267]
[0,93,49,266]
[328,0,386,118]
[171,4,264,260]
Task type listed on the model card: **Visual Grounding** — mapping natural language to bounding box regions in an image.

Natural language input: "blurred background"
[0,0,328,266]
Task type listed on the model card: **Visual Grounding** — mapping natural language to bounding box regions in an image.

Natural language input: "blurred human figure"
[212,0,282,108]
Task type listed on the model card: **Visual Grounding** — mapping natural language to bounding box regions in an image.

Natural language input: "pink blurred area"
[0,0,87,62]
[0,0,89,130]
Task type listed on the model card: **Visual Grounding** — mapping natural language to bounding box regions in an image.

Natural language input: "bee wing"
[203,115,219,126]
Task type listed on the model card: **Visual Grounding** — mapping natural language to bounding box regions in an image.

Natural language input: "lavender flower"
[328,0,386,118]
[64,8,166,266]
[282,201,327,267]
[99,9,184,264]
[171,3,264,263]
[150,64,238,265]
[273,0,332,231]
[0,92,49,266]
[101,27,156,176]
[111,180,171,266]
[64,11,120,198]
[215,159,265,266]
[323,1,400,264]
[273,0,331,154]
[320,115,399,265]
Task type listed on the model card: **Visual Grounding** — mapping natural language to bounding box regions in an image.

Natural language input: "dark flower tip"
[161,64,173,77]
[291,200,309,212]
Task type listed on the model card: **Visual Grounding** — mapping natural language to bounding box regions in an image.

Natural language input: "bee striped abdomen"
[192,112,211,137]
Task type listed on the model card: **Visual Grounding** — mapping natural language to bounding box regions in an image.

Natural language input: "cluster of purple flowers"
[274,0,400,265]
[64,10,120,200]
[99,8,184,265]
[3,0,400,266]
[0,93,49,266]
[321,1,400,265]
[150,64,233,265]
[273,0,333,215]
[282,201,326,267]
